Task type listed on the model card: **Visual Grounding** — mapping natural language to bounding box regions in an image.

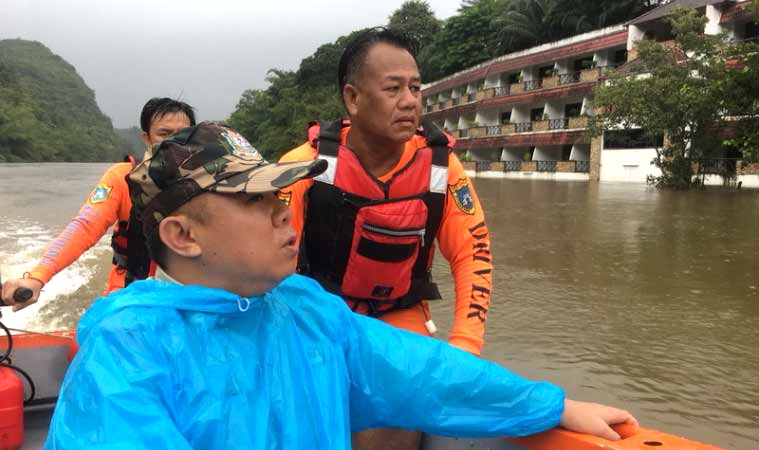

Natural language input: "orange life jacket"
[297,120,450,317]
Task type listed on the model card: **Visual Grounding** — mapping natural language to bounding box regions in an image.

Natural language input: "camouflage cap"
[128,121,326,236]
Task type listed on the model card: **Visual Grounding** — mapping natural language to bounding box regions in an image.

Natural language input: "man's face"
[142,111,192,148]
[346,43,422,145]
[190,191,298,296]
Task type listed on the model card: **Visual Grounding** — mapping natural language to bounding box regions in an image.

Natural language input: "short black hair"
[337,27,418,104]
[140,97,196,133]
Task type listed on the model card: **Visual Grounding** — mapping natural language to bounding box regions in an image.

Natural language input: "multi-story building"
[421,0,759,187]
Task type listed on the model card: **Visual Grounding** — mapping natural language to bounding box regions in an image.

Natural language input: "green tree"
[592,7,759,188]
[418,0,505,81]
[388,0,441,51]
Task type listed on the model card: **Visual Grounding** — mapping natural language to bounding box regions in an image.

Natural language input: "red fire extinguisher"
[0,366,23,450]
[0,280,34,450]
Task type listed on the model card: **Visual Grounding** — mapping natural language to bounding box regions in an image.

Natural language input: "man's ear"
[343,84,359,117]
[158,215,202,259]
[141,131,152,149]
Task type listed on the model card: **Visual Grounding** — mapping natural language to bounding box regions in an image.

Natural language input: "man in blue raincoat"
[44,122,637,449]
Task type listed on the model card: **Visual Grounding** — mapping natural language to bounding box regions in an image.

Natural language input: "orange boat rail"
[0,329,78,362]
[507,423,724,450]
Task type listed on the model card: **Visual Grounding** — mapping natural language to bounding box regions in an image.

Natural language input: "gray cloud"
[1,0,461,127]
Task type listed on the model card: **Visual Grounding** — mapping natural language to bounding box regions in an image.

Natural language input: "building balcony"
[524,79,543,91]
[532,120,550,132]
[477,88,495,101]
[494,85,510,98]
[500,160,590,173]
[541,75,560,89]
[548,118,569,130]
[568,116,590,129]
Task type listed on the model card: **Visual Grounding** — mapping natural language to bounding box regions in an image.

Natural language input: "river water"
[1,163,757,449]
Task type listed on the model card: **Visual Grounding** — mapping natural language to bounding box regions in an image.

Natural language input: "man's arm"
[1,164,128,309]
[45,319,192,450]
[436,153,492,355]
[344,310,565,437]
[344,311,636,440]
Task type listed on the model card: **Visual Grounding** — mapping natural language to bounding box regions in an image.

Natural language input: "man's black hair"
[140,97,196,132]
[337,27,418,105]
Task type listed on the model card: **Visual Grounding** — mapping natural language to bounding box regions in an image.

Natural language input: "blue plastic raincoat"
[45,274,565,449]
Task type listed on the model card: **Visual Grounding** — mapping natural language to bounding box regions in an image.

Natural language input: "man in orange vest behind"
[279,28,492,450]
[1,97,195,311]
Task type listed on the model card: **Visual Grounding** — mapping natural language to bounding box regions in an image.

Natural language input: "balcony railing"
[452,97,461,106]
[515,122,533,133]
[504,161,522,172]
[466,93,476,103]
[524,80,542,91]
[567,116,590,129]
[425,105,434,113]
[559,72,580,85]
[475,160,492,172]
[494,86,510,97]
[695,158,739,175]
[549,118,569,130]
[486,125,502,136]
[536,160,558,172]
[575,160,590,173]
[458,128,469,138]
[437,102,445,110]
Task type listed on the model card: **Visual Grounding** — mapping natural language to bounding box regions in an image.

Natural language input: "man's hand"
[1,277,43,311]
[559,399,638,441]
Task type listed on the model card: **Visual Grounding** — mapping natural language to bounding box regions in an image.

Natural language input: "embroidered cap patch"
[277,190,292,206]
[449,178,475,215]
[89,183,112,204]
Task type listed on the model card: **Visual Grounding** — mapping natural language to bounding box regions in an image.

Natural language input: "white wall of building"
[512,106,529,123]
[600,148,662,182]
[444,117,458,131]
[475,108,499,126]
[544,102,563,119]
[569,144,590,161]
[484,73,501,88]
[705,5,724,36]
[627,24,645,50]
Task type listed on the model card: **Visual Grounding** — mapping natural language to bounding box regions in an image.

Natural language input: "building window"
[500,111,512,124]
[565,103,583,117]
[605,129,664,149]
[507,72,520,84]
[530,107,545,121]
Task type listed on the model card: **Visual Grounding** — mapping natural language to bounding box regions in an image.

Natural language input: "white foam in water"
[0,219,110,331]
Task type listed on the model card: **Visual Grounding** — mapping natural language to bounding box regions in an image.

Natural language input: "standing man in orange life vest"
[1,98,195,311]
[279,28,492,450]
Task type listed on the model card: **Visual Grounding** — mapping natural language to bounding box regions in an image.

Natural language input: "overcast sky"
[1,0,462,128]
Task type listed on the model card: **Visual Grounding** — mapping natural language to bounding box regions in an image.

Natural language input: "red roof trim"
[423,31,628,97]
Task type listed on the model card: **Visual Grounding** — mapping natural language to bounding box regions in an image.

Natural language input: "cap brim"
[208,159,327,195]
